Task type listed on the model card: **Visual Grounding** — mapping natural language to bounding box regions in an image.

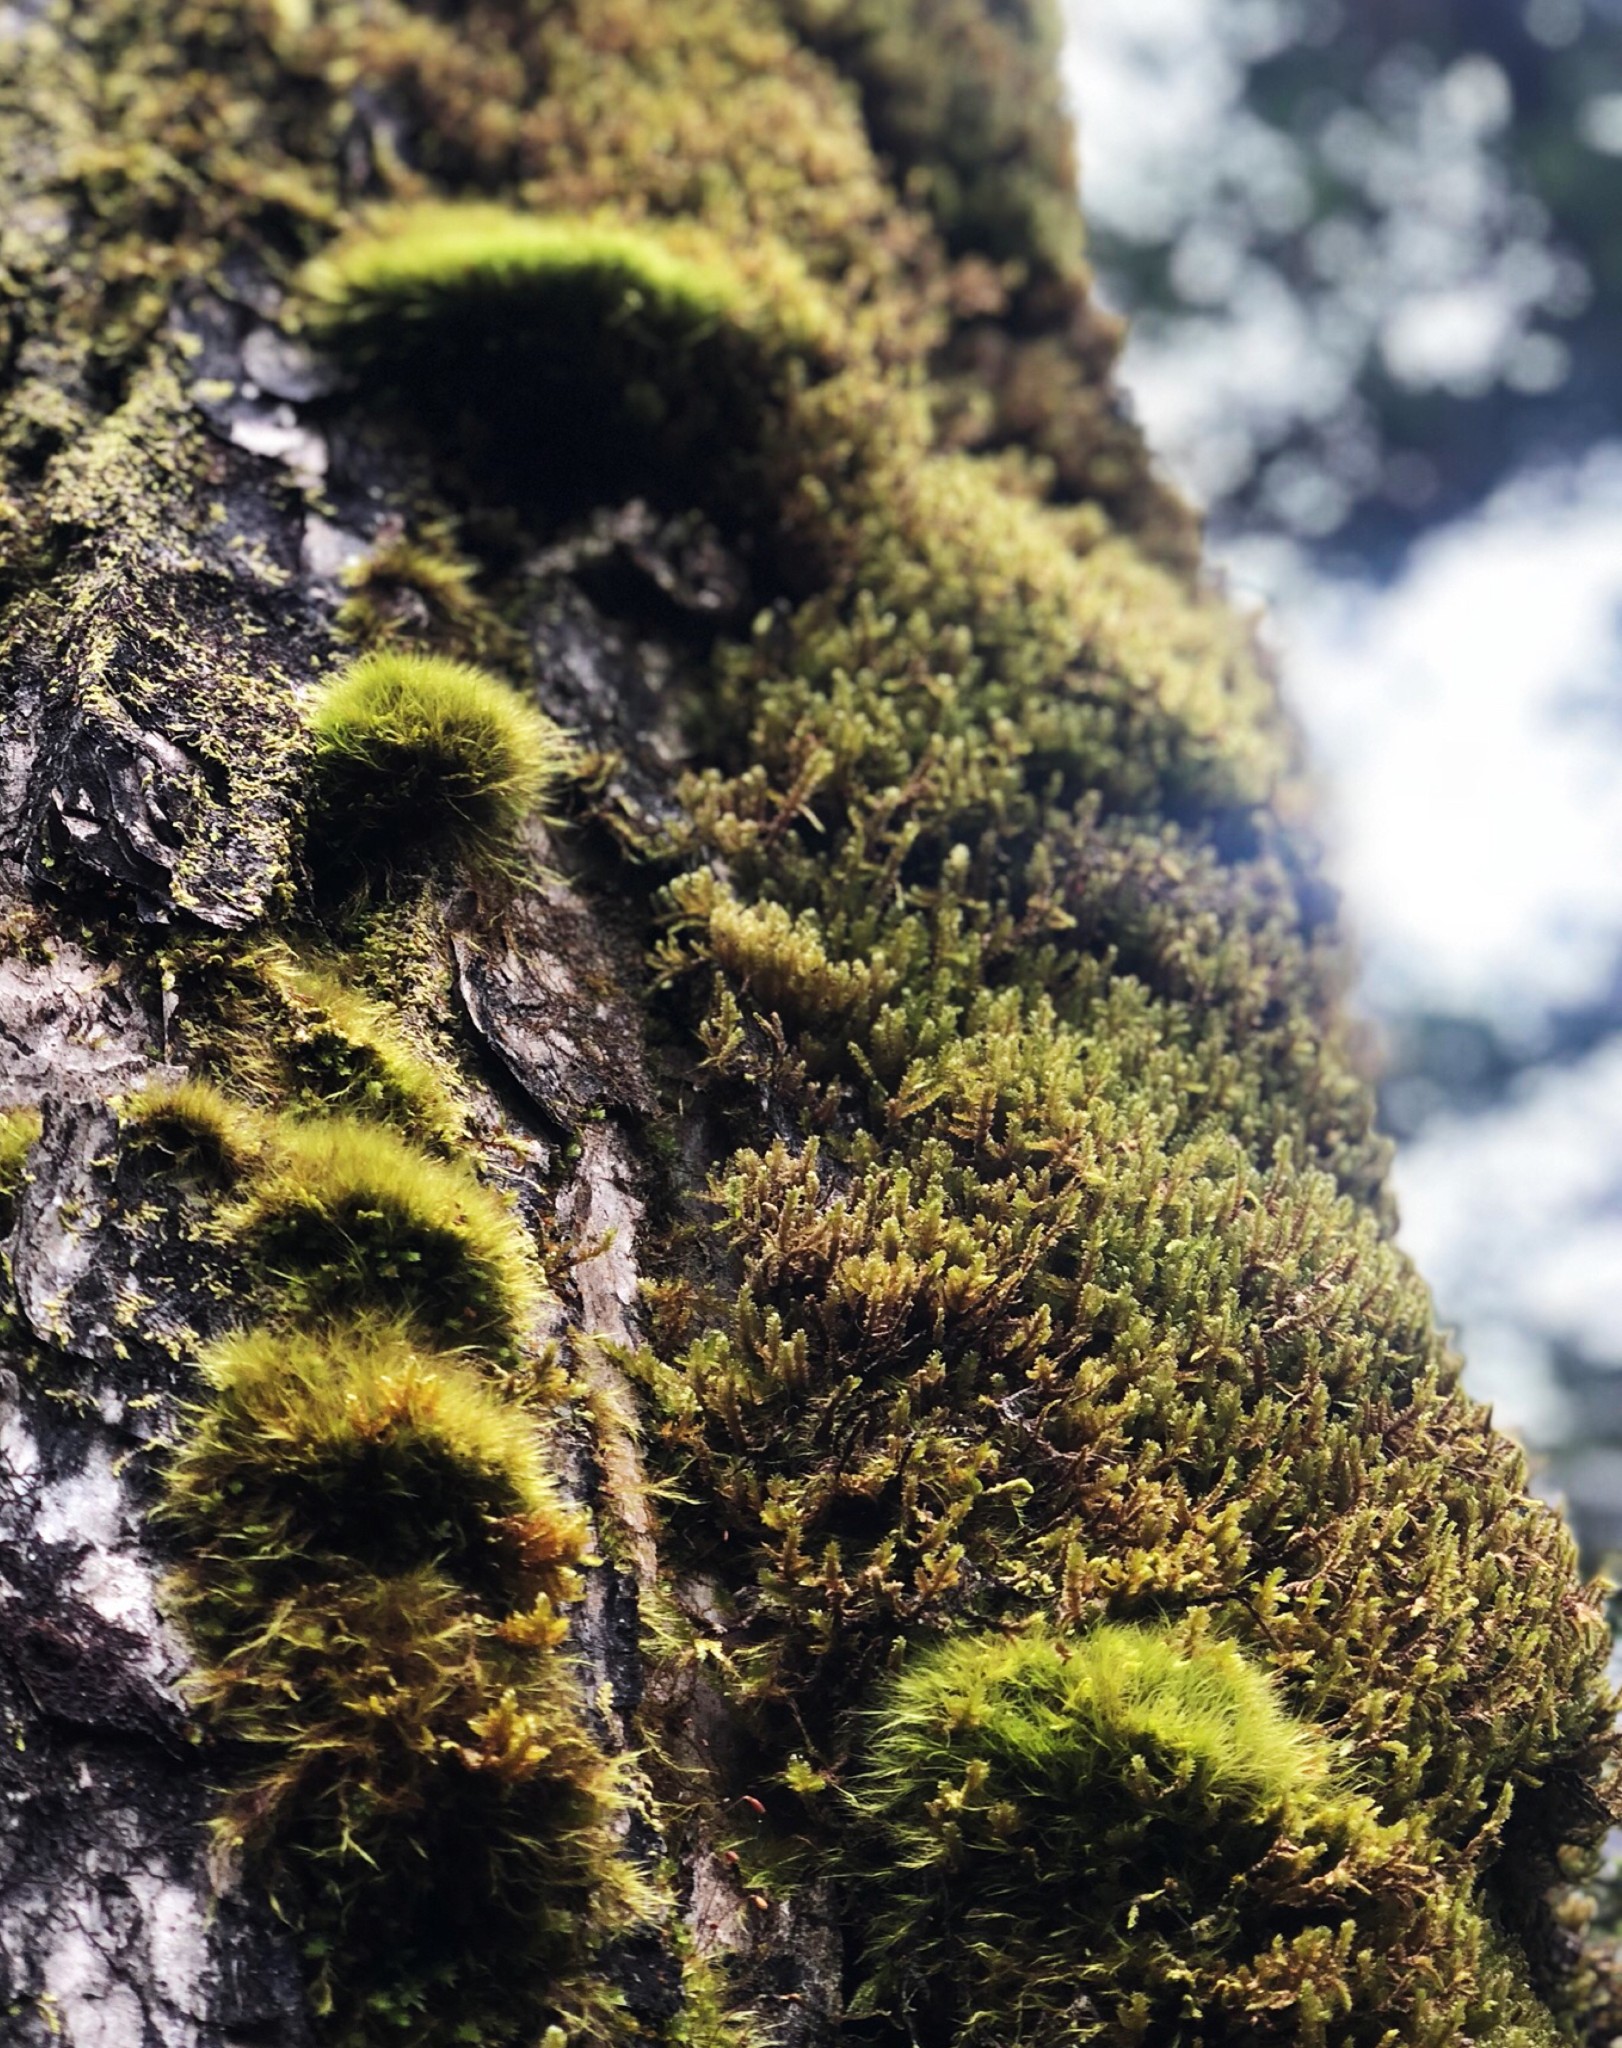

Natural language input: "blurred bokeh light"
[1065,0,1622,1560]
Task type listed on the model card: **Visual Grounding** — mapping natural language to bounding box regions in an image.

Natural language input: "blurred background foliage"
[1071,0,1622,555]
[1065,0,1622,1562]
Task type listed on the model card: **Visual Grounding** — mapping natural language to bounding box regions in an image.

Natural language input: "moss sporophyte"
[5,2,1609,2044]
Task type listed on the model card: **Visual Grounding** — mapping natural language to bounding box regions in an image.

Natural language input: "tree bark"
[0,5,1616,2047]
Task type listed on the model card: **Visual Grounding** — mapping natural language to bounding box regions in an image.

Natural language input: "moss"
[668,1945,761,2048]
[120,1078,266,1184]
[5,0,1615,2039]
[234,1115,542,1354]
[780,0,1083,278]
[308,204,747,342]
[637,966,1613,2017]
[844,1622,1520,2046]
[329,3,941,358]
[0,1104,43,1232]
[169,1315,587,1613]
[169,1556,635,2048]
[158,937,467,1144]
[334,526,514,665]
[302,202,840,507]
[255,950,466,1143]
[306,649,571,877]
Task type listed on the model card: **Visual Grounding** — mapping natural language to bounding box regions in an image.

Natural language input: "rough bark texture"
[0,5,1618,2048]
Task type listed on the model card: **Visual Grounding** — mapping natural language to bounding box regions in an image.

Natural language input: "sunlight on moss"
[844,1622,1524,2046]
[307,204,744,341]
[121,1077,267,1184]
[255,949,465,1142]
[172,1315,587,1611]
[303,203,839,503]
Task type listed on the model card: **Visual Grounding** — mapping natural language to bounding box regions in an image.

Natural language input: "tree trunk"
[0,5,1616,2047]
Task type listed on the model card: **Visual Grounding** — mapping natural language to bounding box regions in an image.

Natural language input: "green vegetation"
[307,650,570,875]
[171,1316,588,1613]
[157,938,466,1144]
[254,950,465,1141]
[128,1042,637,2048]
[0,1103,42,1231]
[780,0,1082,276]
[304,203,837,502]
[845,1623,1552,2046]
[2,0,1616,2041]
[308,205,747,348]
[168,1545,630,2048]
[120,1077,266,1184]
[160,1203,632,2044]
[334,527,508,663]
[236,1116,542,1353]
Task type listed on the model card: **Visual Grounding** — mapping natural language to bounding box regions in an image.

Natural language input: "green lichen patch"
[303,202,840,506]
[235,1115,543,1353]
[844,1622,1529,2047]
[306,649,571,879]
[170,1315,587,1614]
[12,361,320,929]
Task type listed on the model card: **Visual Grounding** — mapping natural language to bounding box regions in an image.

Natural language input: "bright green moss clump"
[308,205,747,349]
[121,1077,266,1184]
[165,1387,629,2048]
[157,939,466,1144]
[307,650,569,875]
[255,950,465,1142]
[0,1103,43,1231]
[846,1624,1551,2047]
[862,1623,1320,1827]
[171,1317,588,1613]
[236,1116,542,1354]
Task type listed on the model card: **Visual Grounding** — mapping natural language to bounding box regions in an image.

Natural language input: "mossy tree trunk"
[0,5,1617,2048]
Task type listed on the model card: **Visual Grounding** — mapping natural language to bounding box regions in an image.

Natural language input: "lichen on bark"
[0,3,1618,2047]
